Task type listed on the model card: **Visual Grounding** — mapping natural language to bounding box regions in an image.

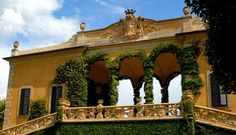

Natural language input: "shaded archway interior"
[153,52,181,103]
[87,61,110,106]
[88,61,109,84]
[153,53,181,86]
[119,57,144,104]
[119,57,144,87]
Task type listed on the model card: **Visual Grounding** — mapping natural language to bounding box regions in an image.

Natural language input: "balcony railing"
[0,113,56,135]
[61,103,182,122]
[195,105,236,131]
[2,103,236,135]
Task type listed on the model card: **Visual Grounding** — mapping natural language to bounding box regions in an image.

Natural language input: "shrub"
[29,99,48,120]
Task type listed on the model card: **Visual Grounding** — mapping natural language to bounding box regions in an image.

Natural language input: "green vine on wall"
[113,50,147,103]
[181,42,202,94]
[83,52,118,105]
[54,60,88,107]
[149,44,182,63]
[146,44,182,103]
[53,43,202,106]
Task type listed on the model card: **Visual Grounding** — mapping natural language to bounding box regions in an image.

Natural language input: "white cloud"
[0,0,81,98]
[95,0,125,14]
[0,0,80,45]
[0,46,10,98]
[0,8,25,41]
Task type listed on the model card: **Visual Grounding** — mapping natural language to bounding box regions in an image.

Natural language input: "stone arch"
[84,52,111,106]
[114,51,146,104]
[147,44,182,103]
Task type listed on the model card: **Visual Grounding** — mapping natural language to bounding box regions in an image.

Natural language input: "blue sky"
[0,0,186,102]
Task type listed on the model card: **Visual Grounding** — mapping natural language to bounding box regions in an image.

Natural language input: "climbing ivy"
[181,42,202,94]
[54,43,202,106]
[146,44,182,103]
[113,50,147,103]
[54,60,88,107]
[148,44,182,63]
[82,52,117,106]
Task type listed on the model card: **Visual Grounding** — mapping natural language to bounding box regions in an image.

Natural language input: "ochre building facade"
[3,9,236,129]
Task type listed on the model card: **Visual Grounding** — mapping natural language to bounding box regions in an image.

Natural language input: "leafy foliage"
[148,44,202,94]
[32,120,189,135]
[54,60,88,107]
[146,44,182,103]
[29,99,48,120]
[108,69,119,105]
[56,106,63,122]
[84,52,116,106]
[185,0,236,93]
[31,120,236,135]
[0,99,5,130]
[196,123,236,135]
[114,50,148,103]
[54,43,202,106]
[181,43,202,93]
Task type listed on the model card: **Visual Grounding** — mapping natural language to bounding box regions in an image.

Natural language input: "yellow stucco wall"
[4,28,236,128]
[6,48,84,125]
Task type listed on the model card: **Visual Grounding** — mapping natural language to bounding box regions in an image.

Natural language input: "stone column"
[143,66,154,104]
[3,64,14,129]
[161,85,169,103]
[133,87,141,105]
[181,90,195,135]
[3,41,21,128]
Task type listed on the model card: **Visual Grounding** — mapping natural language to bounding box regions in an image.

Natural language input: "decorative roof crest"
[124,9,136,15]
[101,9,159,40]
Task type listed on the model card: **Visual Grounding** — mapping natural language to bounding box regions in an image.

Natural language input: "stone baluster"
[58,99,70,121]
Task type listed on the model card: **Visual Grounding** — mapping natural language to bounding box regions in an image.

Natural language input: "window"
[210,73,228,107]
[50,86,63,113]
[19,88,31,115]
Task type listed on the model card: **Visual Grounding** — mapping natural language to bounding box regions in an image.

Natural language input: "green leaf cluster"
[32,120,189,135]
[29,99,48,120]
[181,44,202,93]
[0,99,5,130]
[185,0,236,93]
[54,60,88,107]
[54,43,202,106]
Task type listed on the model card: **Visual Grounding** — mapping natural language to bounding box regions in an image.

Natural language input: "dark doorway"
[50,86,63,113]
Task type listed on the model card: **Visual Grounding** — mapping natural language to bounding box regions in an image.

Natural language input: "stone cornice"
[3,15,206,61]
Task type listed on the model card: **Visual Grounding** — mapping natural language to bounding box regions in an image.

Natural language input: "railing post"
[96,99,104,118]
[181,90,195,135]
[57,99,70,121]
[135,100,144,117]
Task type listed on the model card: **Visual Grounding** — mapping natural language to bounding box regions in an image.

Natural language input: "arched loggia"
[118,57,144,104]
[87,60,110,106]
[147,45,182,103]
[115,51,146,105]
[83,52,113,106]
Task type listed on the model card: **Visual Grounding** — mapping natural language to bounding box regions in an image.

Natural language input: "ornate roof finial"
[11,41,19,56]
[13,41,19,49]
[124,9,136,15]
[183,6,190,16]
[80,22,86,32]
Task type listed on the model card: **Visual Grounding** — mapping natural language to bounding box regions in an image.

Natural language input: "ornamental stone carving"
[122,9,143,39]
[102,9,159,40]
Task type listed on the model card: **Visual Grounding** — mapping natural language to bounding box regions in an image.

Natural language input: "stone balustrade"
[0,113,57,135]
[2,104,236,134]
[195,105,236,131]
[61,103,182,122]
